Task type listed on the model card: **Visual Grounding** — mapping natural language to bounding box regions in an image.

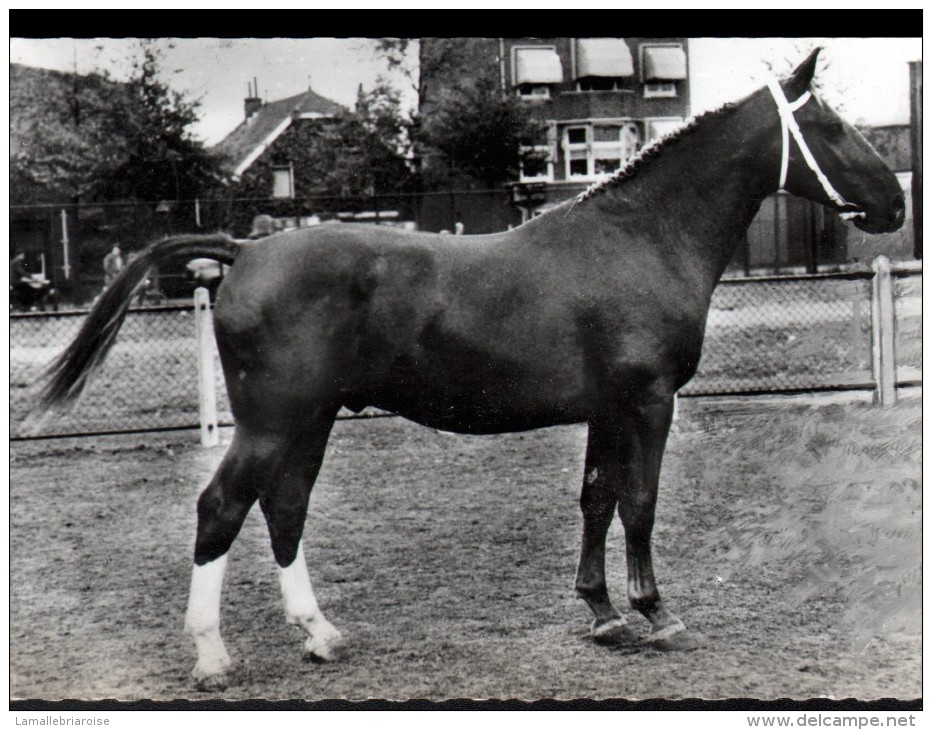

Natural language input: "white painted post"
[60,208,71,279]
[870,255,897,407]
[194,287,220,447]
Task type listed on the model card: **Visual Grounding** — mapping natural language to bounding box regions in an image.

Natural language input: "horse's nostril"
[892,194,906,225]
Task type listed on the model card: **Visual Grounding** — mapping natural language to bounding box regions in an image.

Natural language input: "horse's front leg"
[616,391,700,651]
[575,417,638,646]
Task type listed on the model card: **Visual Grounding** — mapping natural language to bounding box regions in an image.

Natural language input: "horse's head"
[768,48,905,234]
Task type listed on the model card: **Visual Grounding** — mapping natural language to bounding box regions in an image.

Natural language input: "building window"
[646,117,685,142]
[520,146,554,182]
[564,126,590,178]
[562,122,643,180]
[513,46,563,100]
[272,165,294,198]
[644,82,678,98]
[517,83,552,100]
[640,43,687,99]
[576,77,621,92]
[520,125,556,182]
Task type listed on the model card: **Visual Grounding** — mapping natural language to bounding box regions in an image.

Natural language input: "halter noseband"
[766,78,853,209]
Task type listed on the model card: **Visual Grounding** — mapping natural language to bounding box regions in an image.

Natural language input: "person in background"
[126,251,158,307]
[10,251,55,311]
[10,251,28,284]
[249,214,274,240]
[10,252,32,305]
[103,244,124,287]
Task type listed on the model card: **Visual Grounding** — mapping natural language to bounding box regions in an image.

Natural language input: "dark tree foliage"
[393,38,547,189]
[227,80,417,202]
[12,42,225,206]
[374,38,414,76]
[420,73,548,189]
[10,64,126,205]
[331,81,418,196]
[92,43,225,202]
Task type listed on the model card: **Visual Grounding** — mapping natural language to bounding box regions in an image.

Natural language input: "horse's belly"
[361,355,592,435]
[379,394,589,435]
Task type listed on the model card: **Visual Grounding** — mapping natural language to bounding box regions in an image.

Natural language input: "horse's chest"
[579,294,707,388]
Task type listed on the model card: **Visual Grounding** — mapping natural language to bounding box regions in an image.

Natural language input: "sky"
[9,36,922,146]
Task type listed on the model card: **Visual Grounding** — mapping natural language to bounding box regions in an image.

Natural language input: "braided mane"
[574,101,739,204]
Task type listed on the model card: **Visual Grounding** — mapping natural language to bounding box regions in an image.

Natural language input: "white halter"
[766,78,853,209]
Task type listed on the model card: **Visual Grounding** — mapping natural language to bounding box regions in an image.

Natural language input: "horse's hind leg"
[277,539,343,662]
[256,410,343,663]
[184,429,265,688]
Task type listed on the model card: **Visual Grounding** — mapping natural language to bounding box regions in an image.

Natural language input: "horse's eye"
[824,120,846,139]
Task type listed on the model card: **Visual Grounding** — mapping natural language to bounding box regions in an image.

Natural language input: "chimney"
[245,96,262,120]
[244,78,262,120]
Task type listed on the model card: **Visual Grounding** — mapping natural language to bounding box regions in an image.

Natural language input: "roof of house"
[213,87,346,178]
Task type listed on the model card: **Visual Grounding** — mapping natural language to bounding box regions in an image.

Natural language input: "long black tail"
[36,233,242,415]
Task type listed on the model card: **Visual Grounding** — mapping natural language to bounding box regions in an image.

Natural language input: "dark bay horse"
[37,50,904,688]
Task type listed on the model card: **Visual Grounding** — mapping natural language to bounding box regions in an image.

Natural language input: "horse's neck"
[586,98,775,284]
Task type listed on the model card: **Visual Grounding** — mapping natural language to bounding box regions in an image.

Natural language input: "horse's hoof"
[303,628,343,663]
[591,617,640,649]
[644,627,702,652]
[192,667,233,692]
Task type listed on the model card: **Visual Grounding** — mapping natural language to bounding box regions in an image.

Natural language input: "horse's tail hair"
[33,233,242,419]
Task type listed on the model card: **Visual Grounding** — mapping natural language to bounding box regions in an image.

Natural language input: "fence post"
[870,255,897,407]
[194,287,220,447]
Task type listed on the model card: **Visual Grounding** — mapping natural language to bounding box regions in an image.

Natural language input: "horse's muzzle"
[854,193,906,234]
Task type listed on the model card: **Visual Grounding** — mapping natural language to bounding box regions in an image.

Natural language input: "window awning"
[515,47,564,85]
[576,38,634,78]
[642,46,687,81]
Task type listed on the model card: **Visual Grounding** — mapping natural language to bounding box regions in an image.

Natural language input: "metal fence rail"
[9,264,922,441]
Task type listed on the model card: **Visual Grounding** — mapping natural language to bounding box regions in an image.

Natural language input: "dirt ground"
[9,395,921,702]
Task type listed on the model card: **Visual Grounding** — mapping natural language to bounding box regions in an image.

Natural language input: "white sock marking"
[279,541,342,660]
[184,554,232,678]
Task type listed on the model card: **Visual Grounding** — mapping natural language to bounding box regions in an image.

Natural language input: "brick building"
[419,37,689,218]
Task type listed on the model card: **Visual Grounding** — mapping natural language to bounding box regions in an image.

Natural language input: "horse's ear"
[785,47,821,98]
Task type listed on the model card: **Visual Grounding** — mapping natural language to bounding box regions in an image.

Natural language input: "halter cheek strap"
[766,78,853,209]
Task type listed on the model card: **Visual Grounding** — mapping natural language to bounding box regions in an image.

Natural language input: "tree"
[227,77,417,211]
[374,38,417,81]
[419,72,548,189]
[385,38,548,189]
[330,80,418,196]
[92,42,225,201]
[10,64,126,205]
[11,42,225,206]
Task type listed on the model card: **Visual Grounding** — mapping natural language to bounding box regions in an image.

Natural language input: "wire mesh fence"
[11,306,208,438]
[682,273,876,396]
[10,268,922,440]
[893,270,923,382]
